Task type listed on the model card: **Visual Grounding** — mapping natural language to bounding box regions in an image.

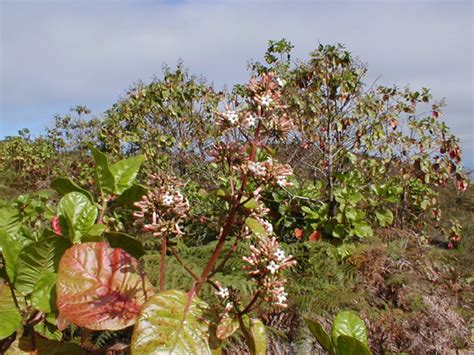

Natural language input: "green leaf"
[115,184,147,206]
[249,318,266,355]
[0,229,29,283]
[109,154,145,195]
[332,224,347,239]
[242,198,259,209]
[56,242,154,330]
[105,231,145,259]
[34,320,63,341]
[58,192,98,243]
[332,311,369,346]
[82,224,106,242]
[90,146,115,195]
[345,209,357,221]
[305,318,333,353]
[14,237,71,295]
[375,208,394,227]
[239,316,266,355]
[0,280,22,340]
[216,317,239,340]
[245,218,268,237]
[50,178,94,203]
[0,207,21,234]
[31,271,57,313]
[131,289,211,354]
[348,192,363,205]
[336,335,371,355]
[352,223,373,238]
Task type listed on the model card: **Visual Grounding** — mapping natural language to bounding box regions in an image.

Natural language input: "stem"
[0,254,20,310]
[98,196,108,224]
[170,246,220,291]
[188,120,262,299]
[160,235,167,292]
[239,291,261,315]
[170,246,199,280]
[208,236,242,278]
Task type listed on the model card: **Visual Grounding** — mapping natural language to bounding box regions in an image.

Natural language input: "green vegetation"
[0,39,472,354]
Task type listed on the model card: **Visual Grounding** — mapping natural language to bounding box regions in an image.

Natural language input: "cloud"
[1,0,472,166]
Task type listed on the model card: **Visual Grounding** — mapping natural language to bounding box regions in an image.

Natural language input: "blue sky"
[1,0,473,168]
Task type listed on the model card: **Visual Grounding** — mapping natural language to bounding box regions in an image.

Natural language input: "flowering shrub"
[0,39,469,354]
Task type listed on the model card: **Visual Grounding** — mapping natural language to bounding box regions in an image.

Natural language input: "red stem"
[188,120,261,299]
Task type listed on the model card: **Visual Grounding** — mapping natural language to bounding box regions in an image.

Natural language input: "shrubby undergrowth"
[0,40,471,354]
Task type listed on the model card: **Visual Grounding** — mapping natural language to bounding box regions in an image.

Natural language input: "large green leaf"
[131,289,211,354]
[109,154,145,195]
[305,318,333,353]
[51,177,94,203]
[90,146,115,195]
[0,206,21,234]
[90,147,145,196]
[105,232,145,259]
[31,271,57,313]
[115,184,148,206]
[0,280,22,340]
[14,237,71,295]
[58,192,98,243]
[249,318,266,355]
[336,335,371,355]
[332,311,369,346]
[0,229,29,283]
[240,315,267,355]
[56,242,154,330]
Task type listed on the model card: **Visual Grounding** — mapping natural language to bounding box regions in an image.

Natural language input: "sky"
[1,0,473,168]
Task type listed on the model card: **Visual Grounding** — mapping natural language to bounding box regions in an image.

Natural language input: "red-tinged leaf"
[56,313,70,331]
[52,215,61,235]
[56,242,154,330]
[457,178,467,192]
[433,111,439,118]
[309,231,322,242]
[294,228,303,239]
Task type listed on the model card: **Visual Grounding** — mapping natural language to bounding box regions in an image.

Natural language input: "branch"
[239,291,262,315]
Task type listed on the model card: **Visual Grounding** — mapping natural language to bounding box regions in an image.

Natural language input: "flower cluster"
[133,174,190,238]
[242,236,296,308]
[209,141,247,166]
[215,73,293,135]
[247,73,282,110]
[246,157,293,188]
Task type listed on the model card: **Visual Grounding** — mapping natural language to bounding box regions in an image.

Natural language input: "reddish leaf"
[294,228,303,239]
[52,215,62,235]
[56,242,154,330]
[309,231,322,242]
[457,178,467,192]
